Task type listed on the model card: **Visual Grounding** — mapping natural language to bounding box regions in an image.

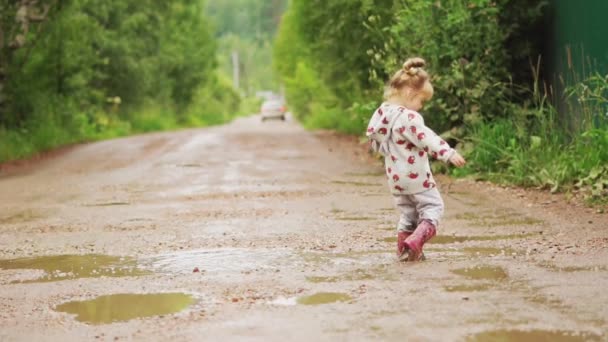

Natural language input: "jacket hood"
[366,104,403,155]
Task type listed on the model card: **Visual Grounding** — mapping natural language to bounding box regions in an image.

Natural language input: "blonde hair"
[384,57,433,100]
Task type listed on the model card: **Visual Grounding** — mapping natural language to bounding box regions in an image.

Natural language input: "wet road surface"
[0,116,607,341]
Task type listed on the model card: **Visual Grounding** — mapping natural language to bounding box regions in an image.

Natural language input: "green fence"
[544,0,608,129]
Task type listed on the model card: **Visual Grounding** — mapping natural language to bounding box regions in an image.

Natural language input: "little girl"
[366,57,466,261]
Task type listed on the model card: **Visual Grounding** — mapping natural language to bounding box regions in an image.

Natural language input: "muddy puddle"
[456,211,544,228]
[0,255,150,283]
[145,248,293,275]
[451,265,508,280]
[538,262,608,273]
[300,250,392,267]
[466,329,602,341]
[444,283,494,292]
[306,265,394,283]
[297,292,352,305]
[84,201,130,207]
[331,180,378,187]
[335,216,375,221]
[55,293,195,324]
[0,209,48,224]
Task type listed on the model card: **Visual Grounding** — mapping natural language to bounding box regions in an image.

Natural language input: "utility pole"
[232,51,240,91]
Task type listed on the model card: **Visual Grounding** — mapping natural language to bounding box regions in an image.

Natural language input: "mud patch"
[0,255,150,283]
[297,292,352,305]
[145,248,292,275]
[451,265,508,281]
[56,293,194,324]
[466,329,602,341]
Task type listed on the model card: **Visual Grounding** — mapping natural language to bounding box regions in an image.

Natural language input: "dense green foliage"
[0,0,240,163]
[207,0,286,94]
[274,0,607,201]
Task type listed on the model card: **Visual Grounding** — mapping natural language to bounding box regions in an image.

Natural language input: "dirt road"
[0,116,607,341]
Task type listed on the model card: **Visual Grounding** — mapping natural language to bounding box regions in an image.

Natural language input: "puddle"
[145,248,292,275]
[306,266,394,283]
[538,262,608,273]
[331,180,377,187]
[85,202,130,207]
[456,212,544,227]
[466,329,602,342]
[444,283,494,292]
[343,172,384,177]
[55,293,194,324]
[297,292,352,305]
[0,255,150,283]
[462,247,517,256]
[0,209,46,224]
[336,216,375,221]
[177,163,202,168]
[299,251,391,267]
[451,265,508,280]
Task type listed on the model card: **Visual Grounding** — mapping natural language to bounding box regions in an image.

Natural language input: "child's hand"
[449,151,466,167]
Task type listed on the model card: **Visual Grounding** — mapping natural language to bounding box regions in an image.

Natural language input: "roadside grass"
[456,73,608,205]
[0,98,258,164]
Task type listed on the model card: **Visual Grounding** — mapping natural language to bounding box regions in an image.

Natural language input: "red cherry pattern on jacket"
[409,126,417,134]
[387,167,392,174]
[408,156,415,164]
[378,108,383,116]
[382,117,390,125]
[395,185,405,192]
[406,142,416,151]
[378,128,387,135]
[409,172,419,179]
[398,126,406,134]
[439,149,448,156]
[396,140,406,145]
[417,132,426,140]
[408,113,416,120]
[440,140,446,145]
[418,151,425,157]
[391,155,397,162]
[393,174,400,182]
[367,127,374,133]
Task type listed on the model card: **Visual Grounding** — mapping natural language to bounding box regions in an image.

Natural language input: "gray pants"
[393,188,444,232]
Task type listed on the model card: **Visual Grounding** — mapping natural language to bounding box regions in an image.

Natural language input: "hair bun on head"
[403,57,426,76]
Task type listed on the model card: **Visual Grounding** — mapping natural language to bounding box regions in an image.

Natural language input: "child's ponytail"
[384,57,431,100]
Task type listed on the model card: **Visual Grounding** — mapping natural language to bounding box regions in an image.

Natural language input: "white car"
[261,99,287,121]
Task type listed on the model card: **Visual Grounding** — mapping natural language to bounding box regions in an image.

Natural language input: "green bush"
[274,0,546,137]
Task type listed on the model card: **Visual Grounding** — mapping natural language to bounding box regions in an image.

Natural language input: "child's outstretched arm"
[397,111,466,167]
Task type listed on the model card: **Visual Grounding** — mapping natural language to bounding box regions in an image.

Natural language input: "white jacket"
[366,102,455,195]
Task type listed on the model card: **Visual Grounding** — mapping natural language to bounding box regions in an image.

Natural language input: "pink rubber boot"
[403,220,436,261]
[397,231,412,257]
